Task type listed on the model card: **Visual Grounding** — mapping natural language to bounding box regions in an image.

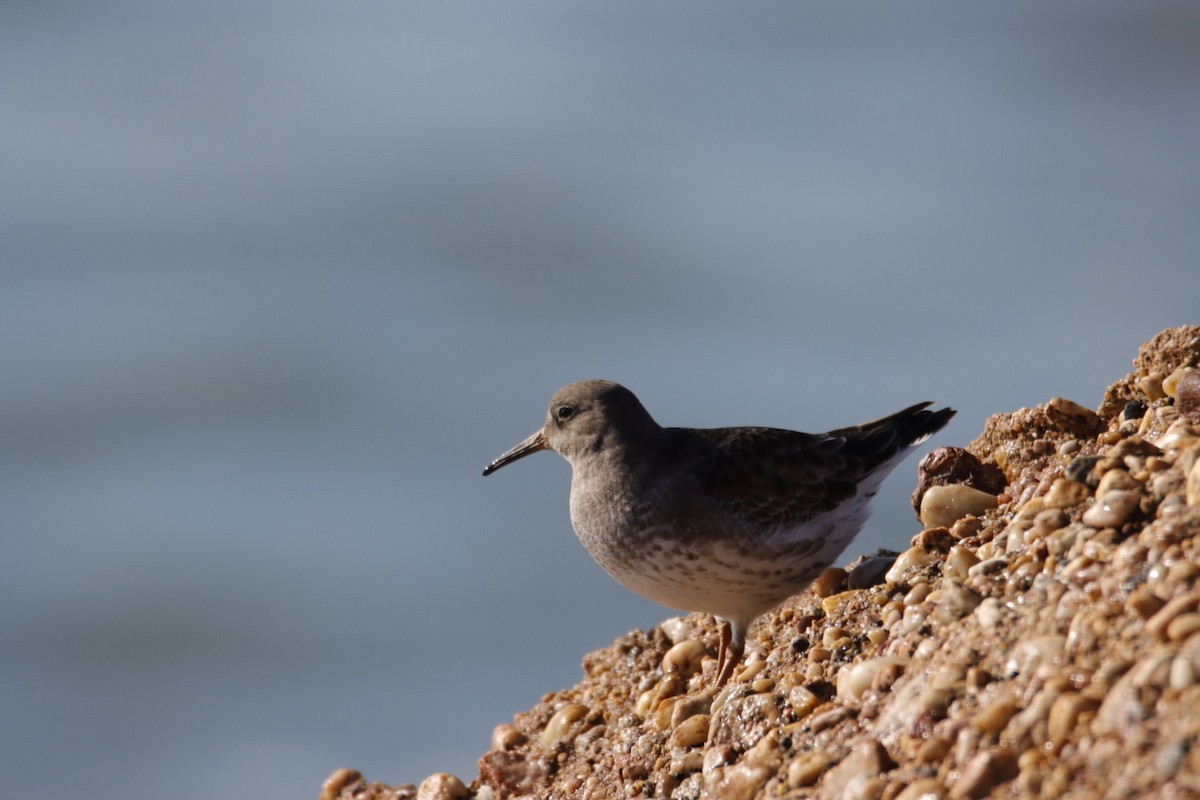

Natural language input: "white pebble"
[663,639,707,676]
[975,597,1005,630]
[540,704,588,748]
[669,713,711,748]
[660,616,693,645]
[886,545,938,583]
[920,484,998,528]
[1082,490,1140,528]
[836,656,908,704]
[416,773,469,800]
[943,545,981,581]
[320,769,362,800]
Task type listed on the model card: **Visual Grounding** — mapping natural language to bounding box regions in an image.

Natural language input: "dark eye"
[556,405,575,421]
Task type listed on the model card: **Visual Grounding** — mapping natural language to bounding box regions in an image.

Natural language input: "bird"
[483,380,955,686]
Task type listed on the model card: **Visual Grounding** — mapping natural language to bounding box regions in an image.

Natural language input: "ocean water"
[2,2,1198,798]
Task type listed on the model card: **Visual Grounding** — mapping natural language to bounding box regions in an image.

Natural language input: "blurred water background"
[3,2,1199,798]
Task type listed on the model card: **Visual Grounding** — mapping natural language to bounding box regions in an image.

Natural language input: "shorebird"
[483,380,954,685]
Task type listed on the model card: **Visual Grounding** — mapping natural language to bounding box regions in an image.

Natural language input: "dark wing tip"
[910,405,956,445]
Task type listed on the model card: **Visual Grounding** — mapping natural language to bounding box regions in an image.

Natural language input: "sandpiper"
[483,380,954,685]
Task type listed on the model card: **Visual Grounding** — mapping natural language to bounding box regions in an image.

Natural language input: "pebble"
[915,734,952,765]
[917,685,957,716]
[416,773,469,800]
[744,731,782,765]
[540,703,588,748]
[943,545,981,582]
[663,639,708,677]
[706,762,773,800]
[913,638,940,660]
[837,656,909,704]
[1156,738,1190,778]
[915,526,959,550]
[1146,592,1200,640]
[848,555,896,590]
[1163,365,1195,398]
[787,685,820,717]
[823,626,847,647]
[660,616,693,645]
[1128,586,1166,619]
[1154,419,1200,451]
[974,597,1005,630]
[708,692,781,745]
[1047,692,1099,749]
[900,604,927,634]
[808,705,854,733]
[912,446,1007,515]
[671,691,714,726]
[1095,468,1139,498]
[667,752,704,780]
[967,666,993,689]
[1171,560,1200,583]
[1132,649,1174,690]
[1045,396,1104,437]
[491,724,527,752]
[703,744,736,773]
[735,656,767,683]
[1081,489,1140,528]
[1124,400,1149,421]
[653,696,682,731]
[967,557,1007,580]
[1152,471,1183,498]
[904,581,931,605]
[1044,477,1090,509]
[886,545,939,583]
[970,700,1018,734]
[948,747,1018,800]
[1189,458,1200,507]
[933,581,981,623]
[669,714,710,748]
[1166,612,1200,642]
[812,566,848,598]
[1065,456,1102,488]
[821,589,860,616]
[894,778,947,800]
[920,484,999,529]
[1005,635,1065,679]
[320,769,363,800]
[1139,373,1167,401]
[1026,508,1068,543]
[1169,656,1194,691]
[819,740,891,800]
[809,645,832,662]
[786,752,830,787]
[1178,369,1200,422]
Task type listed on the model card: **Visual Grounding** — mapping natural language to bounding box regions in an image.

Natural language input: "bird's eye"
[556,405,575,421]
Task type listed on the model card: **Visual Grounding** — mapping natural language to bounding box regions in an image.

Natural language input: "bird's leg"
[715,622,745,687]
[715,620,731,682]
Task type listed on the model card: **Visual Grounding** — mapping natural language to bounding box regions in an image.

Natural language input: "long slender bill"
[482,429,549,476]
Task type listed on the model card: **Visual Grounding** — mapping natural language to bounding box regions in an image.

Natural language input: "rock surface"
[329,325,1200,800]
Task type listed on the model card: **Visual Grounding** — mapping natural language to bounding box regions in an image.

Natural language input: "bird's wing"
[677,426,857,529]
[677,403,954,530]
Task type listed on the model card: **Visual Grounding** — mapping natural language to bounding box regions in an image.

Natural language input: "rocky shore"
[326,325,1200,800]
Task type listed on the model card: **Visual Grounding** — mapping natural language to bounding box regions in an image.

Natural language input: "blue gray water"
[3,2,1198,798]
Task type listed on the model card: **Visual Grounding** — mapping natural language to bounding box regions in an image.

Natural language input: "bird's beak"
[482,429,549,476]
